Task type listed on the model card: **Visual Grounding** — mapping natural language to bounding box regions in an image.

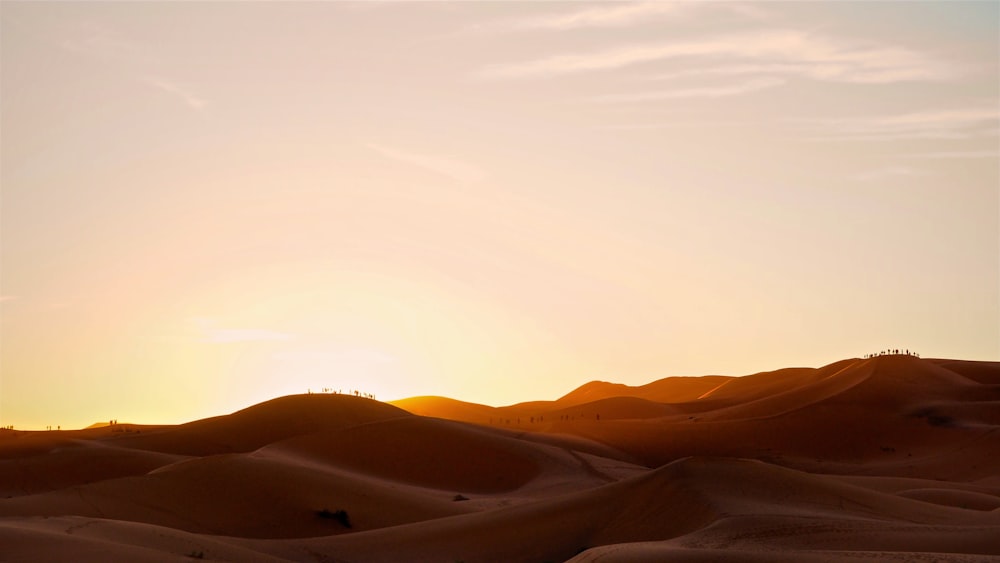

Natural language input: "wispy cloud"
[0,295,19,303]
[59,21,145,63]
[589,77,785,103]
[471,2,769,33]
[475,30,954,85]
[646,62,887,83]
[191,318,293,344]
[367,143,486,183]
[852,166,925,183]
[799,107,1000,142]
[902,150,1000,159]
[593,120,751,131]
[478,2,687,32]
[144,77,207,110]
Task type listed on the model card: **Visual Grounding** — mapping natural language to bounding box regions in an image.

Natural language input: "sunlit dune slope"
[104,394,410,456]
[554,375,731,407]
[555,381,634,406]
[694,362,852,403]
[556,358,1000,478]
[687,355,997,428]
[396,357,1000,480]
[392,394,676,424]
[390,396,497,425]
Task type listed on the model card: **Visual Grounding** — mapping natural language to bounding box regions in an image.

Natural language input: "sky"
[1,1,998,430]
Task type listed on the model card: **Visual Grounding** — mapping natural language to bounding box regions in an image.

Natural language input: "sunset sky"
[2,2,998,430]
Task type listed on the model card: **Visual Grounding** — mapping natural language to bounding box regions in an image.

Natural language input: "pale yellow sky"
[2,2,998,429]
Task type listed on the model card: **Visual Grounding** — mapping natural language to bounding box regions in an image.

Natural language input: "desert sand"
[2,355,999,562]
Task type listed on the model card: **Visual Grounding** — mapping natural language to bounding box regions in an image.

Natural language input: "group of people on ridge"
[864,349,919,359]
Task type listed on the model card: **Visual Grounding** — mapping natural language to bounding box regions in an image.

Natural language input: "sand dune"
[2,356,997,561]
[107,394,411,456]
[260,415,627,495]
[391,395,498,425]
[243,457,1000,562]
[0,450,475,538]
[0,516,286,563]
[0,437,183,497]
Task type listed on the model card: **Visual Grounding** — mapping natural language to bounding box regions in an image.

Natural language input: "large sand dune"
[2,356,998,561]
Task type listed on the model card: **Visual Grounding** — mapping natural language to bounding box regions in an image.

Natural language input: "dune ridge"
[1,356,997,561]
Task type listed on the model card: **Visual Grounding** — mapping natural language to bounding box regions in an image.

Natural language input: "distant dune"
[2,356,998,562]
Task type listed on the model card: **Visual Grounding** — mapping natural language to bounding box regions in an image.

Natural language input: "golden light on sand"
[2,356,999,561]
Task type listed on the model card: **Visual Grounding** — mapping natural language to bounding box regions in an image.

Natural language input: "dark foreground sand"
[2,355,998,562]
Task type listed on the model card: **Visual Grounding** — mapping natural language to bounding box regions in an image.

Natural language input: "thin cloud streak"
[484,2,686,32]
[798,107,1000,142]
[903,150,1000,159]
[469,2,770,33]
[589,77,785,103]
[475,30,954,85]
[593,120,752,131]
[59,21,146,63]
[144,77,207,110]
[852,166,925,183]
[646,62,889,83]
[367,143,486,183]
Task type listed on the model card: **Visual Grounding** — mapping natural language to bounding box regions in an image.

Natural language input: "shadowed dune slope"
[0,516,286,563]
[545,396,679,421]
[569,543,1000,562]
[103,394,410,456]
[0,439,184,497]
[250,457,1000,563]
[0,449,474,538]
[928,359,1000,384]
[0,406,630,538]
[261,415,614,494]
[262,417,544,493]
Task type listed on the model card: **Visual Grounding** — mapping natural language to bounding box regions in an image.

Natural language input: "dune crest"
[2,358,998,561]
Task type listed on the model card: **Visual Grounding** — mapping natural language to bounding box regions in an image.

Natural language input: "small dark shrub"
[317,508,352,528]
[927,415,953,427]
[912,408,954,428]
